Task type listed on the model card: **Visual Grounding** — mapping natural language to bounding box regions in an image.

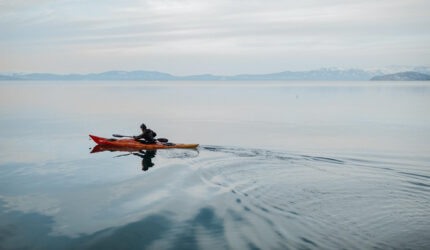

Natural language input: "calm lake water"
[0,81,429,249]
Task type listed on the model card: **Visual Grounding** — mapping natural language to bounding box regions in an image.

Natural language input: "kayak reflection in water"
[91,145,158,172]
[90,144,199,172]
[133,123,157,144]
[133,150,157,171]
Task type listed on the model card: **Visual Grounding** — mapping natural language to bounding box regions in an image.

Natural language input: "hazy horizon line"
[2,65,430,76]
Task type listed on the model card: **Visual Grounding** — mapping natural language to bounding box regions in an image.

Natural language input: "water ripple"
[192,146,430,249]
[1,145,429,249]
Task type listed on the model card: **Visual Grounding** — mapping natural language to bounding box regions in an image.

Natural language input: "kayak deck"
[89,135,199,150]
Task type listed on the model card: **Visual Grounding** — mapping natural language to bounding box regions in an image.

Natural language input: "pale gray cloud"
[0,0,429,74]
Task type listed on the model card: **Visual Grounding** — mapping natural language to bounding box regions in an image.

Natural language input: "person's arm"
[133,133,144,139]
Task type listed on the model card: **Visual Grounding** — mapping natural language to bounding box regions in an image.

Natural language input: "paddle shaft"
[112,134,169,143]
[112,134,134,138]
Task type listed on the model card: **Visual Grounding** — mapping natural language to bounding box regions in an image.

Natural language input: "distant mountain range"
[1,66,430,81]
[370,71,430,81]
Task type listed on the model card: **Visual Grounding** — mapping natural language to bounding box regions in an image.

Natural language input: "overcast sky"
[0,0,429,75]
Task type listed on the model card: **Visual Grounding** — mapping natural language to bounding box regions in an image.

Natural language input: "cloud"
[0,0,429,74]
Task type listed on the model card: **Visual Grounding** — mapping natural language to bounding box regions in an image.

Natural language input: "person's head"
[140,123,147,132]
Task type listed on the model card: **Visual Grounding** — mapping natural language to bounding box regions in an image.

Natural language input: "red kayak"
[89,135,199,150]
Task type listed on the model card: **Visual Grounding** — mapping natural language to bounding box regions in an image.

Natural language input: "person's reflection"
[133,150,157,171]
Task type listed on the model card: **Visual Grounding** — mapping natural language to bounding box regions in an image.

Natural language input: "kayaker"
[133,123,157,144]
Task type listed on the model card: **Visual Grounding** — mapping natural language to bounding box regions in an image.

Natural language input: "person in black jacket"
[133,123,157,144]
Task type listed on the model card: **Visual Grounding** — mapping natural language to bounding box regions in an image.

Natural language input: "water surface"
[0,81,429,249]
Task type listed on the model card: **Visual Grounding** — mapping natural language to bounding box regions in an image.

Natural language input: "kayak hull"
[89,135,199,150]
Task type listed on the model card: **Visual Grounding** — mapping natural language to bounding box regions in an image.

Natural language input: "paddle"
[112,134,133,138]
[112,134,169,142]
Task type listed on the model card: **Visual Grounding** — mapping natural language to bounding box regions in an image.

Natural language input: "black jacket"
[134,129,157,141]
